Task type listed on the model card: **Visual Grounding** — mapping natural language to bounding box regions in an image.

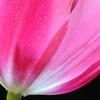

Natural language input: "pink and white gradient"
[0,0,100,96]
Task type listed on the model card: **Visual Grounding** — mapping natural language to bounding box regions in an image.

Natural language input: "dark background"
[0,75,100,100]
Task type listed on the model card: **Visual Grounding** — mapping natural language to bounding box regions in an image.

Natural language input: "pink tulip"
[0,0,100,100]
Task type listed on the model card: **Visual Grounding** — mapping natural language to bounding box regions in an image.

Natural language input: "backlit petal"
[24,0,100,95]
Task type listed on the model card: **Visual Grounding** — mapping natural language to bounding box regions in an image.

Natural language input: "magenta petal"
[23,0,100,95]
[47,61,100,94]
[0,0,99,95]
[0,0,73,92]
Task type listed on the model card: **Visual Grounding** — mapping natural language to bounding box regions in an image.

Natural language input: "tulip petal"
[0,0,73,92]
[47,61,100,94]
[24,0,100,95]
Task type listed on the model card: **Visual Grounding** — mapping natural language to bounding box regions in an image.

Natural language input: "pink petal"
[24,0,100,95]
[47,61,100,94]
[0,0,73,91]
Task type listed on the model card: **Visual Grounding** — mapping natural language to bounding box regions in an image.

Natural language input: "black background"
[0,75,100,100]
